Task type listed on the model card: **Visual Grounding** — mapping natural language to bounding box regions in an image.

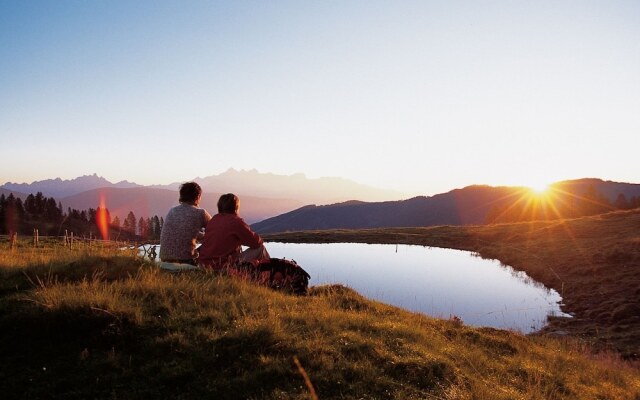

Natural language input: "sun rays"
[487,182,617,226]
[485,184,622,273]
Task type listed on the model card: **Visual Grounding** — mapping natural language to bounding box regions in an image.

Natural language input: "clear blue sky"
[1,0,639,196]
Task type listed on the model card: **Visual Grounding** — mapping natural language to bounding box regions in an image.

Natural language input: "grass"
[0,229,639,399]
[265,208,640,360]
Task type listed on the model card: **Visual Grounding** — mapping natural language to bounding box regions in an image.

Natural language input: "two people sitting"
[159,182,270,269]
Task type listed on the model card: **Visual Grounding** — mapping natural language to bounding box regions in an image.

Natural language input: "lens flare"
[96,193,109,240]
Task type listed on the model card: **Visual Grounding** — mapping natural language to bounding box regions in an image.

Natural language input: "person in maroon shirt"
[198,193,270,270]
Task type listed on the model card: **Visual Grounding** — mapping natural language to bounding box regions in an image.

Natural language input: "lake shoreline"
[266,242,567,333]
[264,208,640,360]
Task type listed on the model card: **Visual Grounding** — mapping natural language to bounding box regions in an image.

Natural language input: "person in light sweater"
[198,193,270,270]
[159,182,211,265]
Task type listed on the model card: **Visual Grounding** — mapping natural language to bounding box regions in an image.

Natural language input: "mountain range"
[0,170,403,224]
[1,174,140,199]
[4,173,639,231]
[2,170,402,202]
[252,178,640,233]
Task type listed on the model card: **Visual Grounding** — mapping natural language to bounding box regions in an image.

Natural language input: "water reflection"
[265,242,569,333]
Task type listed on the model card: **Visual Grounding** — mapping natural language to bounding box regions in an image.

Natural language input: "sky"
[1,0,639,197]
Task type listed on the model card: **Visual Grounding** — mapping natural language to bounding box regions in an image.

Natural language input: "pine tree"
[45,197,62,222]
[138,217,146,238]
[152,216,161,239]
[145,217,154,239]
[125,211,137,234]
[34,192,45,216]
[24,194,36,219]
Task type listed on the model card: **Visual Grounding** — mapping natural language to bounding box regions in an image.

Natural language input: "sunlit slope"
[0,245,638,399]
[265,208,640,359]
[253,179,640,233]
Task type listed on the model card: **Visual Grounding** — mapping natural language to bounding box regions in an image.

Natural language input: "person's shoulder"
[181,203,203,213]
[199,208,212,220]
[166,204,182,214]
[217,213,244,222]
[232,214,249,225]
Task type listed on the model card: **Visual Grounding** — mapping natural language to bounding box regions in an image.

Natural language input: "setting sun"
[528,181,551,195]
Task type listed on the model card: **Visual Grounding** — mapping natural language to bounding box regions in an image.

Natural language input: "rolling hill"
[0,188,28,199]
[252,179,640,233]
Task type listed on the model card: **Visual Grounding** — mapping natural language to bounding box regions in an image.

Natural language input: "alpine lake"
[144,242,570,333]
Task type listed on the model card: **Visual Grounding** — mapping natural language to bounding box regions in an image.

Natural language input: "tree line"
[486,185,640,224]
[0,192,164,241]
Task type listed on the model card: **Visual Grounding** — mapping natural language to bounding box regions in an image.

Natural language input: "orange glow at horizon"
[526,178,553,195]
[96,194,109,240]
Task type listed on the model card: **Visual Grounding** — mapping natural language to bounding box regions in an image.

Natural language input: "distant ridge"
[252,179,640,233]
[1,174,141,198]
[553,178,640,202]
[252,186,514,233]
[1,169,404,222]
[153,168,404,204]
[5,174,639,229]
[0,169,403,222]
[0,188,28,199]
[2,169,403,205]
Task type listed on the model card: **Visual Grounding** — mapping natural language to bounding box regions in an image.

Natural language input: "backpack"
[258,258,311,295]
[235,258,311,295]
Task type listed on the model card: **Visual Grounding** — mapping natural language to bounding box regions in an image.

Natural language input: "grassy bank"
[0,241,638,399]
[265,208,640,360]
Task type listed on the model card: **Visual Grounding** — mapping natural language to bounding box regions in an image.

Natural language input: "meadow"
[265,209,640,360]
[0,213,639,399]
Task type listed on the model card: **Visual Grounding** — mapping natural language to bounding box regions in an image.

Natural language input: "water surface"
[265,242,568,333]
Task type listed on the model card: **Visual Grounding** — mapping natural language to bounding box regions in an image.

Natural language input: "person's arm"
[196,210,212,242]
[202,209,212,226]
[235,218,263,249]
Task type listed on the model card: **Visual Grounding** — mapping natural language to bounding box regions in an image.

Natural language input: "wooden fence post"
[33,229,39,247]
[10,232,17,250]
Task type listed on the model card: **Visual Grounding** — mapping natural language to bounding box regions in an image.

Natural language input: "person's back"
[199,193,269,269]
[159,182,211,264]
[198,212,262,266]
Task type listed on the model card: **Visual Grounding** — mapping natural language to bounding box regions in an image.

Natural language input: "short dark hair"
[217,193,239,214]
[179,182,202,204]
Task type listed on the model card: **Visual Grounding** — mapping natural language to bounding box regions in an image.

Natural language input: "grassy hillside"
[252,180,640,234]
[265,208,640,360]
[0,241,638,399]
